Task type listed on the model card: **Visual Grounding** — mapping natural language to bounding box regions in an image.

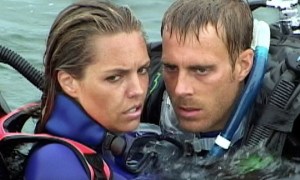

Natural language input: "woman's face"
[67,31,150,133]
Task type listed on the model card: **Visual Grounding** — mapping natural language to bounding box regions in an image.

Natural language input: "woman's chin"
[117,120,140,133]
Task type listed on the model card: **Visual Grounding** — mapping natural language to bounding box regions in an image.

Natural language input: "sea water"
[1,1,299,179]
[0,0,172,109]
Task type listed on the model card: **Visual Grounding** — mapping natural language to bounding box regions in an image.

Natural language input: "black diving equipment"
[245,47,300,156]
[0,45,43,91]
[103,131,184,174]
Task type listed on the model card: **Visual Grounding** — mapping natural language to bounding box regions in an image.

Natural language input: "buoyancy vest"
[0,102,111,180]
[243,24,300,160]
[0,93,147,180]
[0,93,181,180]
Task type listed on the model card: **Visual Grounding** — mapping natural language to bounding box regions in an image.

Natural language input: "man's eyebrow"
[161,58,176,66]
[162,62,176,66]
[188,64,215,70]
[162,61,215,70]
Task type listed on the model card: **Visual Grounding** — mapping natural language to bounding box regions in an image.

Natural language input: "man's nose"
[174,72,194,96]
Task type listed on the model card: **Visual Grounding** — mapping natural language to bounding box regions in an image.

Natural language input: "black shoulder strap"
[142,42,165,125]
[85,154,107,180]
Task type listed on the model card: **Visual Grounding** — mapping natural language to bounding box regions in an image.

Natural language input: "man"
[144,0,254,155]
[143,0,300,158]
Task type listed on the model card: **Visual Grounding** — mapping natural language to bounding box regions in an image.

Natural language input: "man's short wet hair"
[161,0,253,67]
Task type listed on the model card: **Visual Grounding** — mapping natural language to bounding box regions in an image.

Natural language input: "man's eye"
[106,75,121,82]
[195,68,208,75]
[163,64,177,72]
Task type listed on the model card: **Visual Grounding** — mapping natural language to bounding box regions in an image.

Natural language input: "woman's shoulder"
[24,143,89,180]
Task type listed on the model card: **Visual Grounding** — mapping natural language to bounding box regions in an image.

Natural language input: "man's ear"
[236,49,254,81]
[57,70,79,98]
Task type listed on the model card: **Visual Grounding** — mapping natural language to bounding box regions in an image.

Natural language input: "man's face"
[162,24,244,133]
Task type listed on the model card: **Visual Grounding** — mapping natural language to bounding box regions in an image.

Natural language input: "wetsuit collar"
[45,93,106,149]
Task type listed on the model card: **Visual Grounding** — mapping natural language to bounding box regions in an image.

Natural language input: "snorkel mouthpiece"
[209,20,270,157]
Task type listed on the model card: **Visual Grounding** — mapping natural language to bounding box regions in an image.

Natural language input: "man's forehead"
[162,23,226,45]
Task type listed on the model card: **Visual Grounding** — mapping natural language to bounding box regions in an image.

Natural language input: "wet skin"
[162,24,253,133]
[60,31,150,133]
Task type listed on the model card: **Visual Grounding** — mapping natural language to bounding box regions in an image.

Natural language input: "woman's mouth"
[124,105,142,120]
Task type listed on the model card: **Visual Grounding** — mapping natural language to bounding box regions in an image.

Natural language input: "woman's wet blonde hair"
[39,0,145,131]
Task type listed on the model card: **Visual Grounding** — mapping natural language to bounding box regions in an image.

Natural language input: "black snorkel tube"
[0,45,44,115]
[209,20,270,157]
[0,45,44,91]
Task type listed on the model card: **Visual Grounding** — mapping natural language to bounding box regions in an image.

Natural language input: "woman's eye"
[138,66,149,75]
[106,75,121,82]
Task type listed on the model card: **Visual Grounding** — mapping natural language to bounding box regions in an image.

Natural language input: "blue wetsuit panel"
[25,143,89,180]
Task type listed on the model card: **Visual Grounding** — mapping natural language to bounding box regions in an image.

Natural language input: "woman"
[24,0,150,179]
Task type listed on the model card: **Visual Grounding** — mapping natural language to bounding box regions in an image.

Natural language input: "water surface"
[0,0,172,109]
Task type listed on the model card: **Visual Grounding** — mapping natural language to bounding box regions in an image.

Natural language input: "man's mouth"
[176,106,202,119]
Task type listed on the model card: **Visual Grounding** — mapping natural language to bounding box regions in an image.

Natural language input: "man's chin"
[179,119,225,133]
[179,120,204,133]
